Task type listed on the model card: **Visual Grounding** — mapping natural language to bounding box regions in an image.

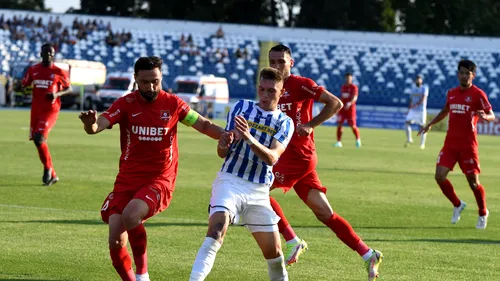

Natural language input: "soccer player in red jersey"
[268,44,383,280]
[22,43,72,186]
[419,60,495,229]
[79,57,228,281]
[334,72,361,148]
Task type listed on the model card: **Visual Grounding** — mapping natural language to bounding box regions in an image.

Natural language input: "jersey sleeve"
[100,97,125,126]
[478,90,492,112]
[444,90,450,109]
[300,77,325,101]
[423,86,429,97]
[58,69,70,90]
[224,100,244,131]
[353,85,359,98]
[273,116,295,147]
[22,66,33,87]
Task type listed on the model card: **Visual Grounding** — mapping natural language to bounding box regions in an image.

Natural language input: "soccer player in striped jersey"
[189,67,294,281]
[405,75,429,149]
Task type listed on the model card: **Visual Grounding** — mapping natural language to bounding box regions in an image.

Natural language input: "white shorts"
[209,172,279,233]
[405,110,426,126]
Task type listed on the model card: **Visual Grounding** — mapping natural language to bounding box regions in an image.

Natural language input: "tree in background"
[0,0,48,11]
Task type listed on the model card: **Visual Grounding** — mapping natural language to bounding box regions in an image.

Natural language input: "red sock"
[324,213,364,253]
[337,126,343,141]
[270,196,296,241]
[352,126,360,139]
[473,185,487,216]
[438,179,461,207]
[36,142,53,169]
[128,224,148,274]
[110,247,135,281]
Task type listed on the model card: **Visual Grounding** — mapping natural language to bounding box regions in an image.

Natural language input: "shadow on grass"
[3,219,208,227]
[365,238,500,245]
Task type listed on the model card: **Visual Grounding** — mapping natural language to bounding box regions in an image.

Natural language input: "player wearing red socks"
[268,44,383,280]
[79,56,226,281]
[419,59,495,229]
[334,72,361,148]
[22,43,72,186]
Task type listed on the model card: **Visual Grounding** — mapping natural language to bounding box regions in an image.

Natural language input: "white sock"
[136,273,150,281]
[362,249,374,262]
[286,236,300,244]
[266,255,288,281]
[420,132,427,146]
[405,124,412,142]
[189,237,222,281]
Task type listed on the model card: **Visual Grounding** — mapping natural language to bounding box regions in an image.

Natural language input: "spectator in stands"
[4,74,13,107]
[214,26,224,38]
[235,48,243,58]
[187,34,193,45]
[243,48,249,59]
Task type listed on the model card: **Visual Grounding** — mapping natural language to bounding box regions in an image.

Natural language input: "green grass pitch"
[0,109,499,281]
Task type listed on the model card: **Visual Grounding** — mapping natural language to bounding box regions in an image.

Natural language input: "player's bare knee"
[467,178,480,190]
[121,211,143,230]
[434,173,447,183]
[108,238,127,249]
[207,212,228,242]
[314,209,334,223]
[33,133,45,146]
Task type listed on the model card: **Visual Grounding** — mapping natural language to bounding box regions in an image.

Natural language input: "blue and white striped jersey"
[220,100,294,185]
[408,85,429,112]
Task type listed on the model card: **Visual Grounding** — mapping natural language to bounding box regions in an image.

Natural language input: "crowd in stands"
[0,13,132,50]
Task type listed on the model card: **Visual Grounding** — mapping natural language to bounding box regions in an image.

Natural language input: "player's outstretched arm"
[79,110,110,135]
[190,114,226,140]
[305,90,343,129]
[54,86,73,97]
[418,106,449,135]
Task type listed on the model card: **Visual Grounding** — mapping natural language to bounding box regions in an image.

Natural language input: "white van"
[98,72,168,109]
[173,75,229,118]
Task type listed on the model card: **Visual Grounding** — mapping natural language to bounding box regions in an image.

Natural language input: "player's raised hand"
[79,110,98,126]
[417,124,431,136]
[296,123,313,137]
[234,115,251,140]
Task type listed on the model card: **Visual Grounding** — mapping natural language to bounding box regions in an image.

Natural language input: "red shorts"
[273,154,327,202]
[436,146,480,175]
[100,179,173,224]
[337,111,356,127]
[29,113,58,140]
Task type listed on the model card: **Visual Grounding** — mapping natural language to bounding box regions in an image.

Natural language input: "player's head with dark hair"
[134,56,163,102]
[457,59,476,88]
[345,72,353,84]
[258,67,285,111]
[268,44,293,79]
[415,74,423,86]
[40,43,55,65]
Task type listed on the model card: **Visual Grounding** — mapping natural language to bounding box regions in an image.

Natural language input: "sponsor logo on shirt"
[449,104,471,114]
[107,109,120,118]
[278,103,292,112]
[247,120,277,135]
[132,125,170,142]
[282,91,290,98]
[33,80,54,89]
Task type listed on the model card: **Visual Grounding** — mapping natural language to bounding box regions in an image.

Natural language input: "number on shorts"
[101,200,109,211]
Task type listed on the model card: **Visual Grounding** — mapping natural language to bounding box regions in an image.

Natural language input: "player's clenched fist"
[218,131,234,149]
[296,123,313,137]
[79,110,98,125]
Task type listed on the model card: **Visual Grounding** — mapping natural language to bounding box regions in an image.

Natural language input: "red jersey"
[444,85,492,149]
[340,84,358,114]
[277,75,324,162]
[101,90,191,192]
[22,63,70,115]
